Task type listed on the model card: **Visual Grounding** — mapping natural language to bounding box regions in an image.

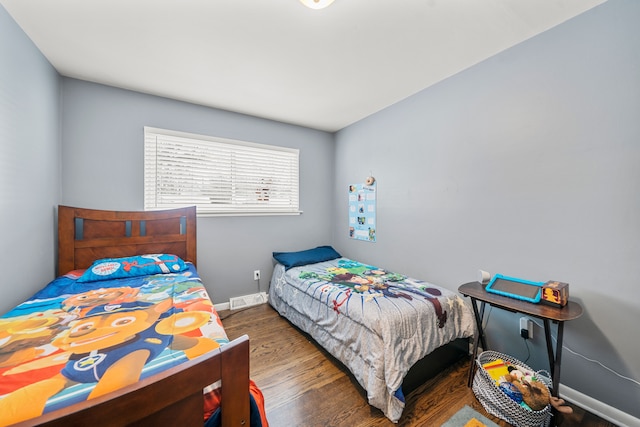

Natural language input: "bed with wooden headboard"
[2,205,251,427]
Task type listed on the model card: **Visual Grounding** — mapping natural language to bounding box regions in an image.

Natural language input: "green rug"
[441,405,500,427]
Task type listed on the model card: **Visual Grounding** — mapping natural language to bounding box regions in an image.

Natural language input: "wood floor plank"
[220,303,617,427]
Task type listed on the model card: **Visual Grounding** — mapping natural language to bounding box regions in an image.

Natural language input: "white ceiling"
[2,0,606,132]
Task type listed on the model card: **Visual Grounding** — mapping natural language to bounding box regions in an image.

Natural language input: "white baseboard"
[214,301,230,311]
[560,384,640,427]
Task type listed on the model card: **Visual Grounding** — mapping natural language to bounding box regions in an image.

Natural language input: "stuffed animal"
[507,373,550,411]
[501,369,573,414]
[549,396,573,414]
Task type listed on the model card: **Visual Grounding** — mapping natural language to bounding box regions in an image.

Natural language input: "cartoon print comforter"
[269,258,475,423]
[0,264,228,426]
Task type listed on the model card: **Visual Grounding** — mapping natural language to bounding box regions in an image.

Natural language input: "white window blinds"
[144,127,300,216]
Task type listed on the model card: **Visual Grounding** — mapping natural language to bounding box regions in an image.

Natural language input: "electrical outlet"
[519,317,533,339]
[253,270,261,281]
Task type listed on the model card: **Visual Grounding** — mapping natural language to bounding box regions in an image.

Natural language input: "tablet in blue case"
[485,274,544,303]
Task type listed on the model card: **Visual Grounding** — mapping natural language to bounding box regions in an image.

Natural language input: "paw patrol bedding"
[269,257,475,423]
[0,261,254,426]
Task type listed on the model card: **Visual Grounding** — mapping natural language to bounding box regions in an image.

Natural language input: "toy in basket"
[472,351,572,427]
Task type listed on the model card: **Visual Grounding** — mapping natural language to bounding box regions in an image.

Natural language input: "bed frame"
[10,205,251,427]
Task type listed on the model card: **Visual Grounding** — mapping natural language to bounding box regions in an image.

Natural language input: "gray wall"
[0,5,61,314]
[334,0,639,419]
[3,0,639,421]
[60,79,335,303]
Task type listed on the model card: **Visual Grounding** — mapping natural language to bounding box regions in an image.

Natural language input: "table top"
[458,281,583,322]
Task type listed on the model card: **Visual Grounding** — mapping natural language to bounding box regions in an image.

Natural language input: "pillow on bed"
[77,254,188,283]
[273,246,341,270]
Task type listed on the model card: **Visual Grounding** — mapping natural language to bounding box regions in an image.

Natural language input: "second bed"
[268,246,475,423]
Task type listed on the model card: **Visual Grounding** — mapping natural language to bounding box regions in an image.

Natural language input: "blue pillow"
[273,246,342,270]
[77,254,188,283]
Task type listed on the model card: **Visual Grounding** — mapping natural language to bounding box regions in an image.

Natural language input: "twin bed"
[269,246,475,422]
[0,206,259,427]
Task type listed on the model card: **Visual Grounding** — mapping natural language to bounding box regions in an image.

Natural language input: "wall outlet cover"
[519,317,533,339]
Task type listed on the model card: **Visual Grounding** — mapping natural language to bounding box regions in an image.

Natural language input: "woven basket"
[472,350,552,427]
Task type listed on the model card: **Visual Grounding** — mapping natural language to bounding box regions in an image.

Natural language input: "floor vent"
[229,292,268,310]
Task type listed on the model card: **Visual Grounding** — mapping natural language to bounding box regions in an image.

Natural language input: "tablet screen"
[485,275,543,303]
[489,278,541,300]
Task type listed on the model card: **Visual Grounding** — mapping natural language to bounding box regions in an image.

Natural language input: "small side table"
[458,281,583,398]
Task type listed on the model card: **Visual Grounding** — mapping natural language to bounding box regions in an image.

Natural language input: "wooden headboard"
[57,205,197,275]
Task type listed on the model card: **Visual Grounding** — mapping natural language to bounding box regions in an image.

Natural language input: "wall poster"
[348,182,376,242]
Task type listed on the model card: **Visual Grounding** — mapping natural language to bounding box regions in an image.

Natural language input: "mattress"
[0,260,229,426]
[269,257,475,422]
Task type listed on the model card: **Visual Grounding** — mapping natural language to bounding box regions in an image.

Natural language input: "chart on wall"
[348,183,376,242]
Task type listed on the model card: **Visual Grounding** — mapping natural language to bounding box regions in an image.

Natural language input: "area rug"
[441,405,500,427]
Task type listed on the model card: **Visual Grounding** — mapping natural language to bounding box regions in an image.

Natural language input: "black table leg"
[467,298,487,387]
[544,319,566,427]
[543,320,555,383]
[553,321,565,398]
[543,319,564,397]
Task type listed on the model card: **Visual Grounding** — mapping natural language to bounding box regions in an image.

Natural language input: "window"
[144,127,300,216]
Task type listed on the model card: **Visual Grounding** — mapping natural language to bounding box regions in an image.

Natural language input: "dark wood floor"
[220,303,616,427]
